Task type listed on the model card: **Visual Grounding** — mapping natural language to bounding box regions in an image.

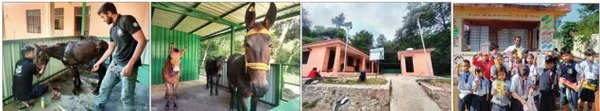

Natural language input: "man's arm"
[122,30,147,76]
[93,41,115,72]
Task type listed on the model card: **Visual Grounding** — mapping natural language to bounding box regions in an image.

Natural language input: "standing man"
[504,36,525,59]
[92,2,147,111]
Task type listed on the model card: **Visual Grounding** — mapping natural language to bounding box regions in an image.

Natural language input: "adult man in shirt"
[92,2,147,111]
[510,66,534,111]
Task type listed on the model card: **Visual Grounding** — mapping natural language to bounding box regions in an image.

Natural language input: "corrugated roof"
[152,2,300,39]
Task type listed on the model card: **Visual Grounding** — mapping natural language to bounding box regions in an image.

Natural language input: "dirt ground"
[3,70,150,111]
[150,79,272,111]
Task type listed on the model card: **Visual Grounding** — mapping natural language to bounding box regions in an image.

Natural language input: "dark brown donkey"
[162,43,185,110]
[205,56,224,96]
[32,37,108,95]
[228,2,276,111]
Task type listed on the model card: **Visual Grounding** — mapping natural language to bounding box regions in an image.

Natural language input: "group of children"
[457,44,599,111]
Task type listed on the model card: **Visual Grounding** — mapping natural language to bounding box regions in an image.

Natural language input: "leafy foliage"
[388,2,451,75]
[350,30,374,53]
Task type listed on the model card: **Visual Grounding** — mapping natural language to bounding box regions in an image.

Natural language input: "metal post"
[343,27,351,73]
[80,2,86,36]
[230,26,234,57]
[417,13,432,75]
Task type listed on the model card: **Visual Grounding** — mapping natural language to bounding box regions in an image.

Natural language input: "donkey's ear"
[245,3,257,30]
[181,48,187,53]
[169,43,174,51]
[263,2,277,29]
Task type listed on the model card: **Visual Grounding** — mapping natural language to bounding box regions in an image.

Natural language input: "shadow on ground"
[150,79,272,111]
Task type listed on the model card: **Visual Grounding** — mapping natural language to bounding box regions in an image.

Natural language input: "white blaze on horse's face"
[169,47,185,74]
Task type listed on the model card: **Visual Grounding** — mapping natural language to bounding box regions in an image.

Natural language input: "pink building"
[3,2,149,39]
[302,39,378,77]
[397,48,435,76]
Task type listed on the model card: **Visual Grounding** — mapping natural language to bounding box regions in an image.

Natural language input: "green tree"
[331,13,353,29]
[574,4,599,48]
[388,2,451,75]
[555,22,577,51]
[350,30,374,53]
[376,34,386,48]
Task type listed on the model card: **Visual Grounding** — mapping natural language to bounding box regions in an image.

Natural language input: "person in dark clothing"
[538,56,558,111]
[92,2,147,111]
[13,45,49,108]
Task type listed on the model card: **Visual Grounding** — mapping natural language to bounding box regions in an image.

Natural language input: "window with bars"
[54,8,64,30]
[26,9,41,33]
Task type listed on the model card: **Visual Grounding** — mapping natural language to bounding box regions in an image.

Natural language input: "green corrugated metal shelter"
[150,2,301,108]
[151,26,202,84]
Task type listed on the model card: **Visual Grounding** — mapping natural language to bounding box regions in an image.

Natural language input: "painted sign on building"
[539,14,554,51]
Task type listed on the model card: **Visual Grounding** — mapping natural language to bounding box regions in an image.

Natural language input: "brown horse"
[32,37,108,95]
[228,2,276,111]
[162,43,185,110]
[205,56,225,96]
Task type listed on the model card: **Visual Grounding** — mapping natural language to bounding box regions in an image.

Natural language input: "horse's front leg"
[215,75,220,96]
[94,65,106,95]
[164,83,171,108]
[251,95,258,111]
[172,82,179,109]
[229,86,236,111]
[206,74,210,89]
[72,67,82,95]
[239,96,248,111]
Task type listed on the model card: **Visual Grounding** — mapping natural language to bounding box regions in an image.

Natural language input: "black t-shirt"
[13,58,37,101]
[110,15,142,66]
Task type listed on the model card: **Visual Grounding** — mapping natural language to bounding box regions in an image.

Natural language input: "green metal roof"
[151,2,300,39]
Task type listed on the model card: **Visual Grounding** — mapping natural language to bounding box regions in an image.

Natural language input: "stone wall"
[302,82,390,111]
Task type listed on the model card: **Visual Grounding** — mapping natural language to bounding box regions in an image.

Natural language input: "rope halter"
[244,28,272,71]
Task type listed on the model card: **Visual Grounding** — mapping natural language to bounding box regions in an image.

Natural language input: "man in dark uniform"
[13,45,48,108]
[92,2,147,111]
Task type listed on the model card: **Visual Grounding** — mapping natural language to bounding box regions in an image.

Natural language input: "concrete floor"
[383,74,442,111]
[3,70,150,111]
[151,79,272,111]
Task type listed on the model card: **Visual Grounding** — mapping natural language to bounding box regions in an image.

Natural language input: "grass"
[323,77,388,85]
[438,74,451,78]
[417,78,451,84]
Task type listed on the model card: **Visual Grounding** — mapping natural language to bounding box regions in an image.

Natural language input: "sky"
[303,3,410,41]
[560,4,583,23]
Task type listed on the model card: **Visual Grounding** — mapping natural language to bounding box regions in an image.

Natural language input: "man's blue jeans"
[94,61,138,111]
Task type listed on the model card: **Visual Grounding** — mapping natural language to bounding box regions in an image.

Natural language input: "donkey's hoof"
[172,103,178,110]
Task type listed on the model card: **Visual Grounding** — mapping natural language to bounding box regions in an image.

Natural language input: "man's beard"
[105,17,114,25]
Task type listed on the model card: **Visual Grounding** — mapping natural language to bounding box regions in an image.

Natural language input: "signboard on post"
[370,48,384,60]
